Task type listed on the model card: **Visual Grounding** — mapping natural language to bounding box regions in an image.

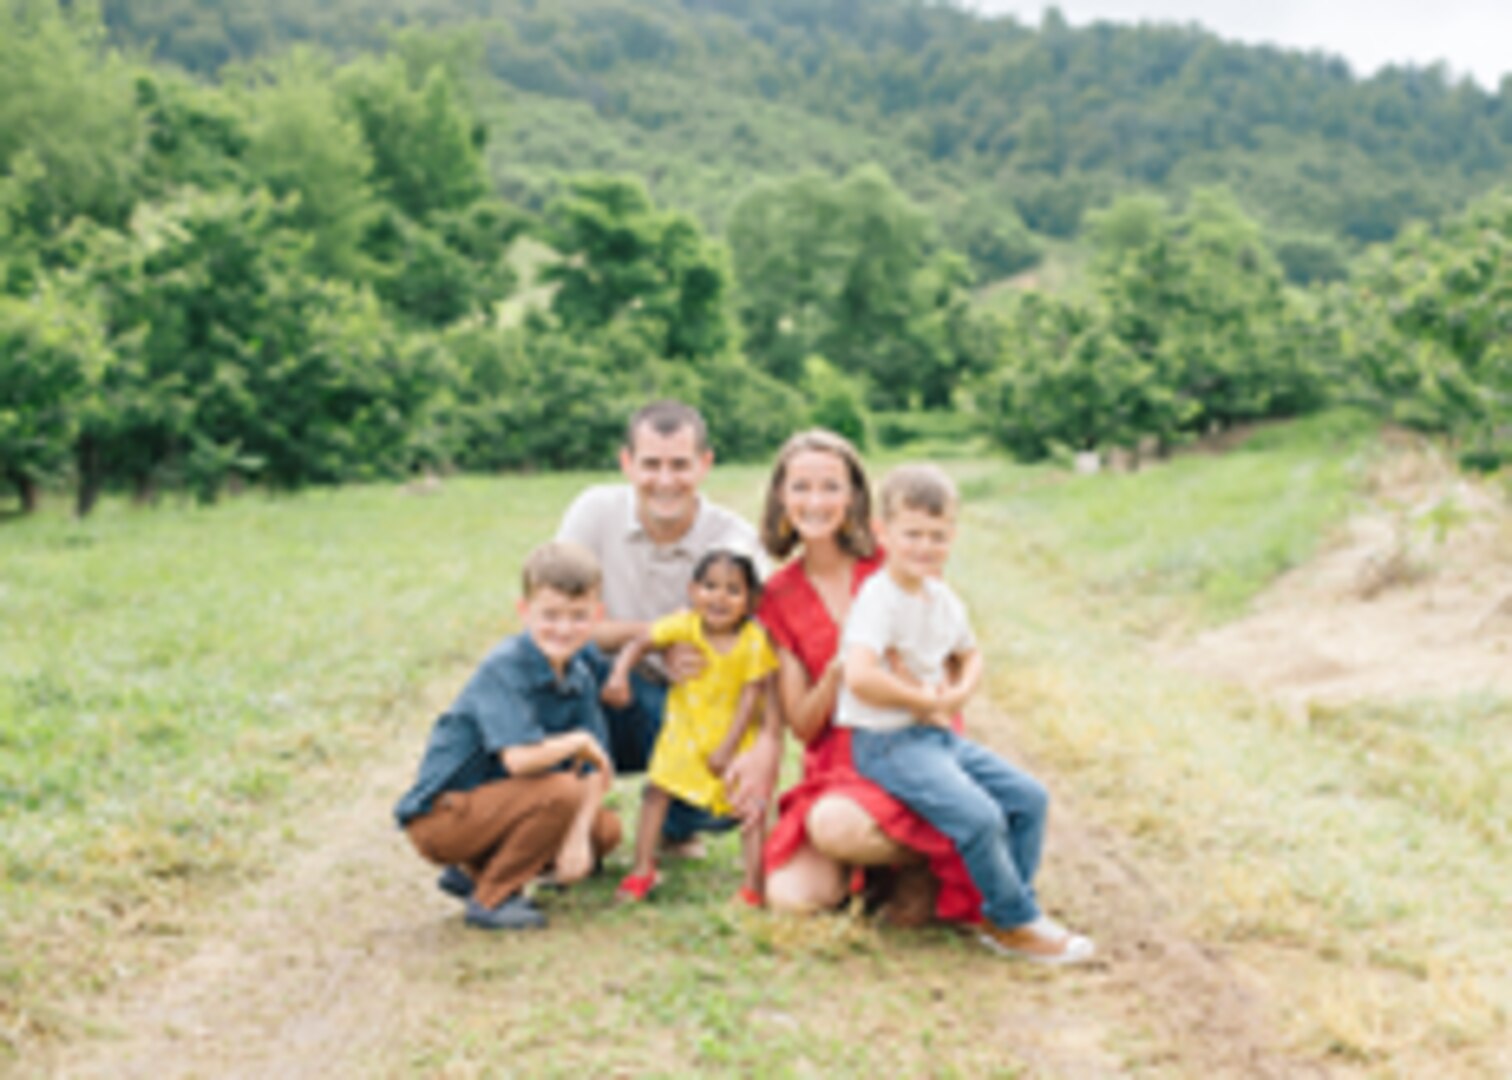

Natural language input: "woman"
[756,430,981,923]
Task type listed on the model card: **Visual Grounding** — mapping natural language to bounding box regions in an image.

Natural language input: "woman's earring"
[778,516,795,542]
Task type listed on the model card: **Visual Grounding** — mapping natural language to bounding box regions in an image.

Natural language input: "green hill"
[101,0,1512,281]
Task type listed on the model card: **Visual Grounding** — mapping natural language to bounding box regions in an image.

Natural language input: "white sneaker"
[978,915,1096,966]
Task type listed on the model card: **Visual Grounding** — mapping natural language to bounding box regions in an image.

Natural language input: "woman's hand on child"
[664,642,708,684]
[723,733,780,829]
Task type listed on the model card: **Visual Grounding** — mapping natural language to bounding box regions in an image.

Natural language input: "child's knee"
[538,772,588,819]
[956,795,1008,843]
[593,807,623,856]
[1020,776,1049,819]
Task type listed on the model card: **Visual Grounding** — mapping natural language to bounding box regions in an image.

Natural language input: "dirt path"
[35,677,1320,1079]
[980,708,1322,1080]
[1166,444,1512,707]
[45,707,439,1078]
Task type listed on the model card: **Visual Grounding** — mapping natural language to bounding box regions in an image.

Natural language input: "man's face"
[517,587,601,669]
[619,423,712,537]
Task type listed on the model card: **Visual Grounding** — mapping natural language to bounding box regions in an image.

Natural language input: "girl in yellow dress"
[602,549,777,905]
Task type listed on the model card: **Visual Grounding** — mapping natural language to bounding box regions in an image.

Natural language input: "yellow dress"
[646,612,778,815]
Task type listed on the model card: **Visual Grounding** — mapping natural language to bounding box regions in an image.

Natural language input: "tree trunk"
[76,435,101,518]
[13,472,39,514]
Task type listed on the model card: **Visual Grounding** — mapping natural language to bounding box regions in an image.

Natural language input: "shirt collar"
[518,634,592,693]
[623,489,705,554]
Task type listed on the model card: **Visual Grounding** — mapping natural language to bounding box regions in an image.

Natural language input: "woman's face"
[780,449,854,545]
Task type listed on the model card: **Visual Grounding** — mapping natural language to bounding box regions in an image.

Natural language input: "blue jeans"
[587,658,729,843]
[850,725,1047,928]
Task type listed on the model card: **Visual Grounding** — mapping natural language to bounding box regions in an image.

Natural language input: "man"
[557,400,780,840]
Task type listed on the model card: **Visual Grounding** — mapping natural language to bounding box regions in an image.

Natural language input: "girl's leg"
[631,783,673,878]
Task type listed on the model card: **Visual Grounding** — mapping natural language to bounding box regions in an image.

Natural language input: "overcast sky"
[963,1,1511,90]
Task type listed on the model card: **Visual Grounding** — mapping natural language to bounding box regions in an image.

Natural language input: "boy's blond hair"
[879,463,958,520]
[520,541,601,599]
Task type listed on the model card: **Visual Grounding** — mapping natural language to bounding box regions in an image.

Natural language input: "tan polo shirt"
[555,484,760,629]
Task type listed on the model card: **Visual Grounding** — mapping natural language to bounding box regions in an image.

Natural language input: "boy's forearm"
[845,647,939,715]
[501,732,585,776]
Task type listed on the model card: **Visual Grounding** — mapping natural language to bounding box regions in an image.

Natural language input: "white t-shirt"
[836,570,977,732]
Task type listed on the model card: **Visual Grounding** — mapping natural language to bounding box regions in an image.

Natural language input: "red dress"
[758,554,983,923]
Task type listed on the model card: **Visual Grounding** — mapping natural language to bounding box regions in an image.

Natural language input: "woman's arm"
[779,648,846,745]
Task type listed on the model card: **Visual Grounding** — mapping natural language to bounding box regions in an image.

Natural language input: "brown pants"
[405,772,622,909]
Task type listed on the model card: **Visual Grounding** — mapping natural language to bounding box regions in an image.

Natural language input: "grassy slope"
[2,415,1506,1072]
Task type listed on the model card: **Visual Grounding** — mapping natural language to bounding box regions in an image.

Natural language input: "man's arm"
[601,629,655,707]
[588,618,648,653]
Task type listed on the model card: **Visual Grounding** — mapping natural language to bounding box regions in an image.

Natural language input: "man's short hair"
[879,463,958,520]
[521,541,601,599]
[625,400,709,454]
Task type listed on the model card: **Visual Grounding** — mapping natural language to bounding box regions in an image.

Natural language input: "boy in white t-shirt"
[838,464,1094,964]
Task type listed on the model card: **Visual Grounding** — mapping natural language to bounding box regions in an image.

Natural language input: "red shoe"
[615,869,659,903]
[734,885,763,908]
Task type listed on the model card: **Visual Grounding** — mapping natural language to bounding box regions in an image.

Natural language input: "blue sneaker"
[465,893,548,931]
[436,865,474,900]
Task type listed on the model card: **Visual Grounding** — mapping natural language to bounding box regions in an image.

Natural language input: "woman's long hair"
[759,429,876,560]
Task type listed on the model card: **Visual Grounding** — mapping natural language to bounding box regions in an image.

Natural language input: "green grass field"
[3,413,1507,1075]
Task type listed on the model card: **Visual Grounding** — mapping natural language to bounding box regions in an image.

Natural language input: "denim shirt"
[393,634,608,825]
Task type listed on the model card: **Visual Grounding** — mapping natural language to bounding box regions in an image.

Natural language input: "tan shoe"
[978,916,1095,965]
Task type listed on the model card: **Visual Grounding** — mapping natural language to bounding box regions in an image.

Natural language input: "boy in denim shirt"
[394,541,621,931]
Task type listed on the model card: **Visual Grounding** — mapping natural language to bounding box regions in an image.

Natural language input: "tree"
[337,56,488,223]
[727,164,982,408]
[543,175,734,362]
[1338,189,1512,468]
[239,51,377,279]
[0,286,109,511]
[0,0,141,235]
[76,188,435,505]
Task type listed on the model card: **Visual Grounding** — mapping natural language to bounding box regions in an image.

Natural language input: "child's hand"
[600,677,632,709]
[570,732,613,779]
[706,743,735,776]
[918,683,967,728]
